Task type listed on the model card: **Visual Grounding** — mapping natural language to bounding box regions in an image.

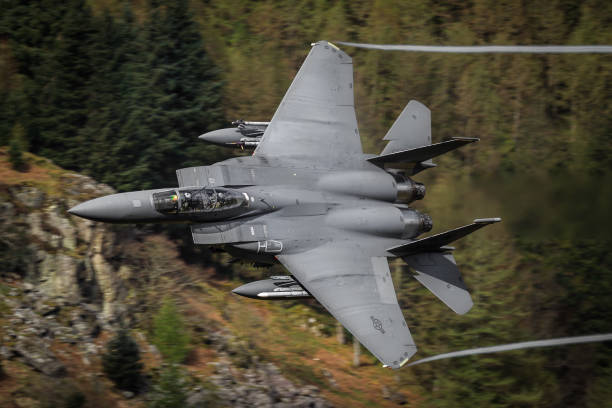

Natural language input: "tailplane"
[389,218,501,315]
[371,100,478,174]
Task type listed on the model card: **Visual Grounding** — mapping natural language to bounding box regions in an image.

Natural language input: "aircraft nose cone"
[68,196,121,221]
[231,281,262,299]
[69,191,167,223]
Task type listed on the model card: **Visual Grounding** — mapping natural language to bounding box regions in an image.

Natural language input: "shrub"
[152,297,190,364]
[102,329,143,392]
[147,365,187,408]
[8,123,28,172]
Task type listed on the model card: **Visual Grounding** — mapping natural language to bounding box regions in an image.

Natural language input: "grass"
[180,280,420,408]
[0,148,107,200]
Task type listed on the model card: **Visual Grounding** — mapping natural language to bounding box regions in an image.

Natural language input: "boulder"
[14,337,66,376]
[38,253,80,302]
[12,187,45,209]
[45,206,76,250]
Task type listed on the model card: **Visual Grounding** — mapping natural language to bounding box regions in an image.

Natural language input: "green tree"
[153,297,190,364]
[147,365,188,408]
[8,123,27,171]
[33,0,97,170]
[111,0,224,190]
[102,329,143,392]
[77,10,141,189]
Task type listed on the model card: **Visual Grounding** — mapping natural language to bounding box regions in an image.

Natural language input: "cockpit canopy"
[153,188,248,215]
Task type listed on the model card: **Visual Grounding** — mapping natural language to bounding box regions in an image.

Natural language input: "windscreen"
[154,188,247,215]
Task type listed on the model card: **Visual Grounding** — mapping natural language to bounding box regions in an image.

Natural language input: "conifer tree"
[152,297,190,364]
[78,10,140,189]
[147,365,187,408]
[34,0,97,170]
[102,329,143,392]
[112,0,224,190]
[8,123,27,171]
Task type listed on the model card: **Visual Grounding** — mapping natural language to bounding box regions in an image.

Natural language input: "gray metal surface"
[388,218,501,256]
[255,41,362,164]
[278,245,417,369]
[371,137,479,166]
[405,252,473,315]
[381,100,432,156]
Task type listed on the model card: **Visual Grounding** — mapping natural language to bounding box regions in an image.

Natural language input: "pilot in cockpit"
[182,192,192,210]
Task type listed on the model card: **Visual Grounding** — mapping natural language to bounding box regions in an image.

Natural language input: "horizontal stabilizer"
[388,218,501,256]
[404,252,473,314]
[368,137,479,166]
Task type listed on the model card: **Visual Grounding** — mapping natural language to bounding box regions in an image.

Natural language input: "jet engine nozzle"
[392,173,426,203]
[400,209,433,238]
[419,212,433,233]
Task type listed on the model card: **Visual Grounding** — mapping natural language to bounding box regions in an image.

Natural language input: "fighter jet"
[69,41,500,369]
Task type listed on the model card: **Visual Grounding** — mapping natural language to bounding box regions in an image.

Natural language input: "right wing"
[254,41,362,164]
[277,242,417,369]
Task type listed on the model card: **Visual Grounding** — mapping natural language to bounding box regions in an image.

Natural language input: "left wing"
[277,243,417,369]
[254,41,362,163]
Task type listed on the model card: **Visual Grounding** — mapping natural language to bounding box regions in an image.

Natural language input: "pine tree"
[152,297,190,364]
[78,10,140,189]
[8,123,27,171]
[34,0,97,170]
[147,365,187,408]
[102,329,143,392]
[111,0,224,190]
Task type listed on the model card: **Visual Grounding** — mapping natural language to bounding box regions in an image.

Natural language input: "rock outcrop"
[0,174,141,381]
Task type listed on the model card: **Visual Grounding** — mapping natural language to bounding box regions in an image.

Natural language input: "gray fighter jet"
[69,41,500,369]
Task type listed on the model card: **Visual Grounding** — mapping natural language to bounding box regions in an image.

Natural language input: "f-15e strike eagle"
[69,41,500,369]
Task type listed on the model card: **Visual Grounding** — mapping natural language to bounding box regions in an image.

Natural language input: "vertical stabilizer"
[381,100,432,156]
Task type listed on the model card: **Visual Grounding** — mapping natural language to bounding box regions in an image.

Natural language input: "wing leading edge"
[277,243,417,369]
[254,41,362,163]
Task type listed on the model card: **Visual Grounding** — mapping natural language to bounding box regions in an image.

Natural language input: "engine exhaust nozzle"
[392,173,426,202]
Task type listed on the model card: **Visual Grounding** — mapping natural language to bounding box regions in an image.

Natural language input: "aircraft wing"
[277,243,417,369]
[254,41,362,163]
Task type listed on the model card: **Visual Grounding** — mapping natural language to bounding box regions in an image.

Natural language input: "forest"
[0,0,611,407]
